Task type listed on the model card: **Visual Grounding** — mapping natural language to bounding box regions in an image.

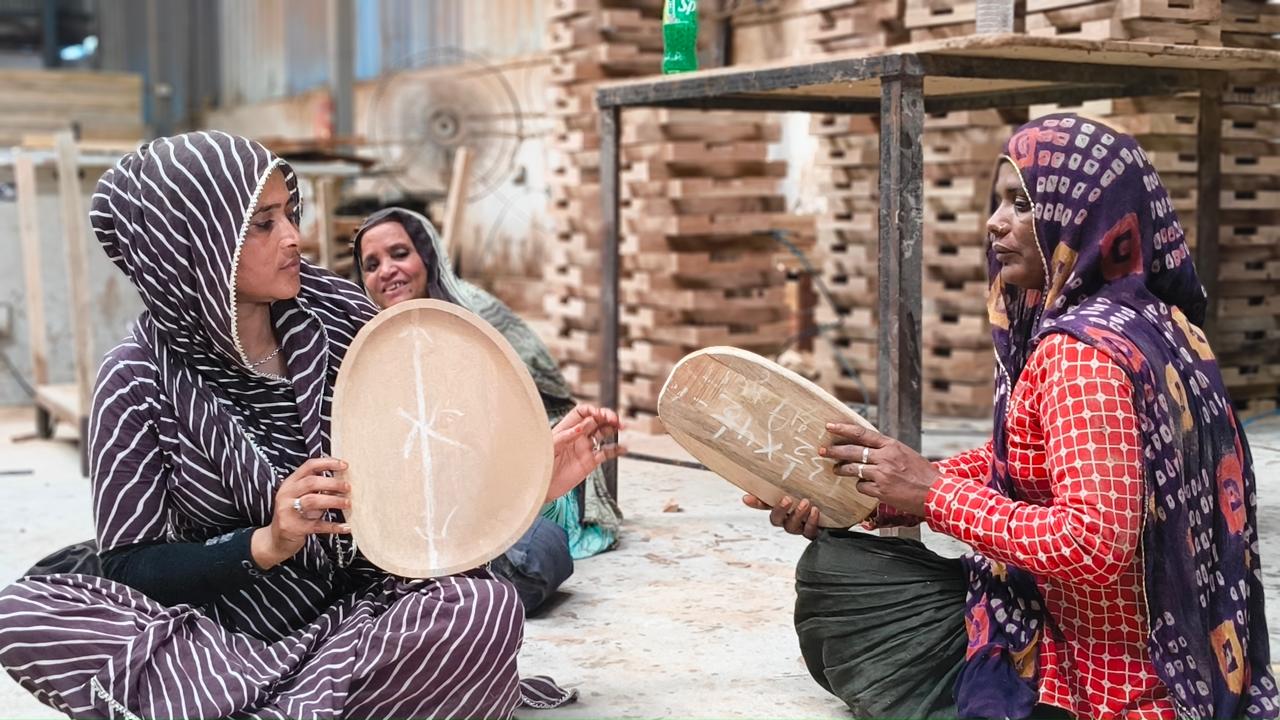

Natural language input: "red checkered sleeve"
[923,334,1143,587]
[935,440,994,483]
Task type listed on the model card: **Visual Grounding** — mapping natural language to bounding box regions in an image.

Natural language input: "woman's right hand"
[742,494,821,540]
[251,457,352,570]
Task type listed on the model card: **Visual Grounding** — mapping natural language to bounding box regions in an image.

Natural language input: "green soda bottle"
[662,0,698,75]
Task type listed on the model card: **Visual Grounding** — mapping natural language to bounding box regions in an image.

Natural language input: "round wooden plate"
[657,347,879,528]
[332,299,552,578]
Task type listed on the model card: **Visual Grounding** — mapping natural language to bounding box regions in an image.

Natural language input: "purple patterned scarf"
[956,114,1276,719]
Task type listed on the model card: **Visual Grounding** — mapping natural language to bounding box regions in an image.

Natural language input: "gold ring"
[857,463,865,480]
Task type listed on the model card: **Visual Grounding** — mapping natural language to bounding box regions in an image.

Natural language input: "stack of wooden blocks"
[1222,0,1280,49]
[1024,0,1220,45]
[808,2,1019,417]
[807,0,908,52]
[811,113,883,406]
[0,69,143,147]
[905,0,1023,39]
[543,0,665,402]
[919,110,1023,417]
[1214,72,1280,419]
[1183,5,1280,417]
[1031,10,1280,417]
[618,110,813,432]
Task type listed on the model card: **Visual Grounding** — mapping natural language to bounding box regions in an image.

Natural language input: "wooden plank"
[34,383,82,425]
[310,176,338,271]
[14,153,49,389]
[1222,0,1280,34]
[54,132,94,443]
[1115,0,1220,23]
[906,0,978,29]
[0,69,143,146]
[441,147,474,263]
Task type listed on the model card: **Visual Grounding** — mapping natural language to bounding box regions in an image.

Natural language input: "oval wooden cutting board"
[332,299,552,578]
[658,347,878,528]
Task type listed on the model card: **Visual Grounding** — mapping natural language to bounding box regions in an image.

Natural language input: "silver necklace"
[247,346,282,369]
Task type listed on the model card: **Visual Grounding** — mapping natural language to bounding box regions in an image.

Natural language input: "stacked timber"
[1034,64,1280,417]
[904,0,1024,39]
[1024,0,1221,44]
[543,0,665,401]
[0,69,144,147]
[618,110,814,432]
[919,109,1023,417]
[1221,0,1280,49]
[806,0,909,52]
[811,113,883,406]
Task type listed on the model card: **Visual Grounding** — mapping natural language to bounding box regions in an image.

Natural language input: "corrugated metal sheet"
[218,0,287,106]
[216,0,546,106]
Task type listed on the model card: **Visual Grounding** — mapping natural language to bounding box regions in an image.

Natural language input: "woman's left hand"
[820,422,938,517]
[548,404,627,502]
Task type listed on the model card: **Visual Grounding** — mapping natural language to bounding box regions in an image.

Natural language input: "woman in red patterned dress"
[747,114,1275,720]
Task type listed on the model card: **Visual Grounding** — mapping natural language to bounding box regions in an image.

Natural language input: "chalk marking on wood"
[398,326,469,566]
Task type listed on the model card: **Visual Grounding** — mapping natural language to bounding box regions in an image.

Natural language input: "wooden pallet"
[561,362,601,398]
[925,243,988,281]
[547,9,661,52]
[621,340,688,377]
[924,343,994,375]
[814,306,879,339]
[904,0,978,29]
[922,130,1009,164]
[811,113,880,135]
[549,0,664,22]
[925,378,995,417]
[549,44,662,85]
[624,175,784,200]
[622,409,666,435]
[623,302,790,331]
[926,277,991,314]
[925,312,991,349]
[1028,15,1222,43]
[622,264,788,299]
[1222,0,1280,48]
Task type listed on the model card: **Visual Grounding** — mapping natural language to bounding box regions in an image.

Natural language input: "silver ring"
[292,497,304,515]
[861,447,870,464]
[857,463,865,480]
[592,436,602,453]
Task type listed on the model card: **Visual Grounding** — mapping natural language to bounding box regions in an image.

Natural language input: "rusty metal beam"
[599,105,622,503]
[877,73,925,539]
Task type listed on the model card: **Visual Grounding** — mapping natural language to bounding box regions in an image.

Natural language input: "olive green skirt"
[795,530,970,719]
[795,531,1073,720]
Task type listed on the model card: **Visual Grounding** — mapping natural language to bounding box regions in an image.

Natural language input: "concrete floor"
[1,405,1279,718]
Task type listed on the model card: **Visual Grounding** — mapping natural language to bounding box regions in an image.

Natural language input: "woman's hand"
[820,422,938,517]
[548,404,627,502]
[251,457,352,570]
[742,494,821,540]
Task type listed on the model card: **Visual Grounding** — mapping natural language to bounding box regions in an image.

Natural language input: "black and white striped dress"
[0,131,569,719]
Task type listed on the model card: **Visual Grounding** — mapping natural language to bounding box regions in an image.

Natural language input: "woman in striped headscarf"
[0,131,620,719]
[352,208,624,615]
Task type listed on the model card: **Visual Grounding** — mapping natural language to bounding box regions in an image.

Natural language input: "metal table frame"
[593,36,1280,500]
